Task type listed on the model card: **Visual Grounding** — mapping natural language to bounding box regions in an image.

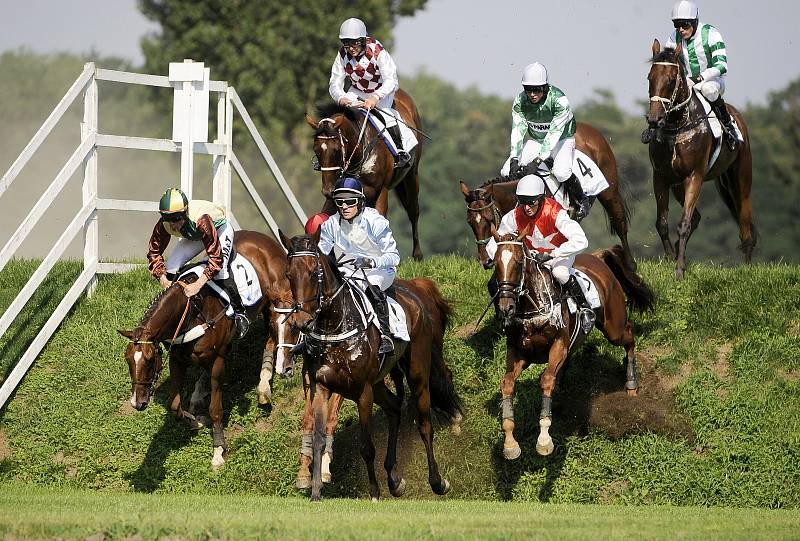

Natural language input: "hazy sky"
[2,0,797,112]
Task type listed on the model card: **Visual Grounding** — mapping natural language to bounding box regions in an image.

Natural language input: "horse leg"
[597,312,639,397]
[256,348,274,407]
[408,344,450,495]
[357,383,380,501]
[500,347,526,460]
[168,356,203,430]
[297,371,313,490]
[394,171,423,261]
[322,392,344,484]
[209,355,226,470]
[653,173,675,259]
[373,380,405,497]
[598,190,636,272]
[375,187,390,216]
[729,153,756,262]
[310,381,331,502]
[674,173,704,279]
[537,337,569,456]
[188,370,210,424]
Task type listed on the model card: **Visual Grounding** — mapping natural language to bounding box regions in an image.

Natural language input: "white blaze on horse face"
[474,213,482,224]
[500,248,513,271]
[320,142,328,152]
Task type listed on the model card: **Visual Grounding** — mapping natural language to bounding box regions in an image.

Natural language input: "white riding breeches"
[165,223,234,280]
[501,137,576,182]
[342,89,398,127]
[694,76,725,102]
[341,266,396,291]
[545,254,575,285]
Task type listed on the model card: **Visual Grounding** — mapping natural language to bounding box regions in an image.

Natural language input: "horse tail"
[597,245,655,312]
[409,278,464,422]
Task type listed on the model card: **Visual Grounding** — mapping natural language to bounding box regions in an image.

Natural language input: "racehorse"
[279,228,463,501]
[118,231,299,469]
[460,122,636,272]
[491,229,654,458]
[646,40,756,279]
[305,88,424,260]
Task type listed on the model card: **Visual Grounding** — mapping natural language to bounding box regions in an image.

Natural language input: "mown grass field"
[1,255,799,539]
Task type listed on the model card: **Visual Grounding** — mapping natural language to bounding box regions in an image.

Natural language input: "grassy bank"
[1,256,799,507]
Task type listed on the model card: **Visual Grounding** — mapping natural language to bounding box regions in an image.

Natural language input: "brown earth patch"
[453,321,479,340]
[787,318,800,338]
[117,400,136,416]
[712,343,733,382]
[599,479,631,503]
[0,429,11,461]
[226,423,245,440]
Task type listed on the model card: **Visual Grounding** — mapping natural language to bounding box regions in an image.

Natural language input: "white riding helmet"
[339,18,367,40]
[671,0,699,20]
[521,62,548,86]
[516,175,546,198]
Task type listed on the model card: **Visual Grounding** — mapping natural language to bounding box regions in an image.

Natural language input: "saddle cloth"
[531,148,609,206]
[565,268,602,314]
[694,89,744,172]
[360,109,419,155]
[179,252,263,316]
[342,269,410,342]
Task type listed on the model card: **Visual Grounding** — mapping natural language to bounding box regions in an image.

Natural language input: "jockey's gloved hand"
[530,156,543,169]
[690,75,703,85]
[533,252,553,264]
[509,157,519,176]
[354,257,376,269]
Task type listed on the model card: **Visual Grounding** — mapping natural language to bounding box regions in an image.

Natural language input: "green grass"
[1,481,798,541]
[1,256,799,510]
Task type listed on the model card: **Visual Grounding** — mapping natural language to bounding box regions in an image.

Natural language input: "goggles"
[341,39,362,48]
[523,85,547,94]
[673,19,694,29]
[517,195,543,206]
[334,197,360,208]
[161,212,186,223]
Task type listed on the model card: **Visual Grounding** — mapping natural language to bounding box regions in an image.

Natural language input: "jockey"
[147,188,249,338]
[666,0,737,150]
[329,17,411,168]
[500,62,591,221]
[486,175,595,333]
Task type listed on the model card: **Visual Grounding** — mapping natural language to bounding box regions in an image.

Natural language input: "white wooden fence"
[0,62,307,410]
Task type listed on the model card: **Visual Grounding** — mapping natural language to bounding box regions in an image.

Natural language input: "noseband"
[314,113,372,176]
[128,339,164,399]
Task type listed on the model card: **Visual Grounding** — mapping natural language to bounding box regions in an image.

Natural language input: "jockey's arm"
[318,220,336,256]
[538,96,573,161]
[372,48,399,100]
[509,96,528,158]
[196,214,223,281]
[485,210,517,261]
[701,27,728,80]
[371,216,400,268]
[551,209,588,258]
[329,53,348,104]
[147,220,171,280]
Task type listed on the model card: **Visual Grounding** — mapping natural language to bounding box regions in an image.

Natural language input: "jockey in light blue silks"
[500,63,592,221]
[329,17,414,168]
[295,177,400,356]
[658,0,737,151]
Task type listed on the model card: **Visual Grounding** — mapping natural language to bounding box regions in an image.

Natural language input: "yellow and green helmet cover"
[158,188,188,216]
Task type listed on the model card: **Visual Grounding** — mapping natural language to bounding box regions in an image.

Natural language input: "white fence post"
[212,85,232,214]
[82,66,99,297]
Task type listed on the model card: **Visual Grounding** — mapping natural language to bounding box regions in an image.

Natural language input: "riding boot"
[711,97,738,151]
[564,174,593,222]
[366,285,394,354]
[222,276,250,338]
[565,275,595,334]
[387,124,410,168]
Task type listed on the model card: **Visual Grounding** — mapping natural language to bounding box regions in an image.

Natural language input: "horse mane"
[481,169,527,188]
[291,234,344,284]
[314,103,361,136]
[651,47,682,66]
[136,276,200,333]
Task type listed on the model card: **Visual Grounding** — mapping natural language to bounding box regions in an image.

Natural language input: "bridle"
[495,240,558,319]
[648,61,710,135]
[467,193,503,246]
[314,112,375,176]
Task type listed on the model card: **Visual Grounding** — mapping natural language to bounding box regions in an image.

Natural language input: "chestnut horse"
[646,40,756,279]
[118,231,300,469]
[460,122,636,272]
[305,89,424,260]
[491,232,653,458]
[279,229,463,501]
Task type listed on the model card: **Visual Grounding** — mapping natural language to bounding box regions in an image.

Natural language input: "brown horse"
[646,40,756,279]
[460,122,636,272]
[118,231,300,469]
[279,229,463,501]
[305,89,424,260]
[491,231,654,458]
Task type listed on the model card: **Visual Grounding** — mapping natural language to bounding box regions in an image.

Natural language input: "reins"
[649,61,710,135]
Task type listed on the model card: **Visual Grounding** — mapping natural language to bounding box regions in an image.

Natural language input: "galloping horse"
[460,122,636,272]
[305,89,424,260]
[118,231,299,469]
[646,40,756,279]
[279,229,463,501]
[492,231,653,458]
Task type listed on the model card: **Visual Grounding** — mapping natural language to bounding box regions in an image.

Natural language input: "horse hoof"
[211,447,225,470]
[296,475,311,490]
[503,445,522,461]
[257,392,271,407]
[390,478,407,498]
[321,472,332,484]
[371,497,379,502]
[434,478,451,496]
[450,423,462,437]
[536,440,555,456]
[627,388,638,397]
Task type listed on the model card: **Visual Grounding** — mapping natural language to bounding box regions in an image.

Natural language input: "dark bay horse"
[305,89,424,260]
[491,231,654,458]
[460,122,636,272]
[118,231,299,469]
[279,229,463,501]
[646,40,756,279]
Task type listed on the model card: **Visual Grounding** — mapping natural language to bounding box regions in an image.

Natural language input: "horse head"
[647,40,689,130]
[461,181,500,269]
[118,328,164,411]
[306,105,361,201]
[491,225,532,327]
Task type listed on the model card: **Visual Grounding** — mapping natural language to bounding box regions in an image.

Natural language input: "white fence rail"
[0,62,305,410]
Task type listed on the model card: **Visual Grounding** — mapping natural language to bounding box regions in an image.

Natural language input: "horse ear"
[459,181,471,199]
[278,229,293,252]
[517,222,532,241]
[311,226,322,246]
[674,40,682,57]
[652,38,661,58]
[118,329,134,340]
[305,113,319,130]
